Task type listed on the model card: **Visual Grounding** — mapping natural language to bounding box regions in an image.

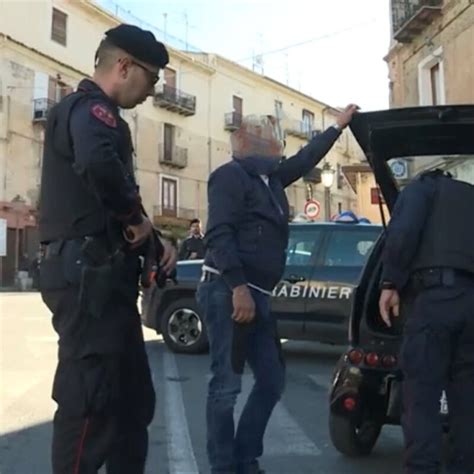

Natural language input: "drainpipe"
[207,73,213,177]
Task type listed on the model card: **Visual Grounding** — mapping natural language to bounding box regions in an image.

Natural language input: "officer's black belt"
[410,268,474,290]
[42,236,98,259]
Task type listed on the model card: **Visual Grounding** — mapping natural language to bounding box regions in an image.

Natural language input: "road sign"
[0,218,6,257]
[304,199,321,220]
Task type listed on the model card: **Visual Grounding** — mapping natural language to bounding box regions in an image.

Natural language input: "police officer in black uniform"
[38,24,176,473]
[379,170,474,474]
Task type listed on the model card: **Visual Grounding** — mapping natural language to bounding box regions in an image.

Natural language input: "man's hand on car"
[379,289,400,328]
[336,104,360,129]
[160,238,177,275]
[124,215,153,248]
[232,285,256,323]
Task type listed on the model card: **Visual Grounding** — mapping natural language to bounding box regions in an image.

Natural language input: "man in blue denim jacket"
[197,106,358,474]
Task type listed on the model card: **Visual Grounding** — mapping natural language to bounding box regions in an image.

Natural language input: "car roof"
[289,221,382,229]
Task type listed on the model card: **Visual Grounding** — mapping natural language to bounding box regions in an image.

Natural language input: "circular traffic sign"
[304,199,321,220]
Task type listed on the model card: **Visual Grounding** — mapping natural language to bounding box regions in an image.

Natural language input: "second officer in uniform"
[39,25,175,473]
[379,170,474,474]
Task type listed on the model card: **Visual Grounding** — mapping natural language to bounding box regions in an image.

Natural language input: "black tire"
[329,412,382,457]
[161,297,209,354]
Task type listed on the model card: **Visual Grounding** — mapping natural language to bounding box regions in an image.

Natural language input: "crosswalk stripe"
[307,374,332,391]
[163,350,199,474]
[231,375,322,457]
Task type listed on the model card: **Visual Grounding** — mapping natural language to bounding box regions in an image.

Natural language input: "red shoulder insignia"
[90,104,117,128]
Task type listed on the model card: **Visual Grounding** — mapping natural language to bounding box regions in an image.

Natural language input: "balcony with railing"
[159,145,188,169]
[32,98,56,122]
[154,84,196,116]
[224,112,243,131]
[392,0,443,43]
[285,120,313,140]
[153,205,196,222]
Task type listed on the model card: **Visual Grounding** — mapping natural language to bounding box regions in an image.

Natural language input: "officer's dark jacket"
[204,127,341,291]
[39,79,142,243]
[382,170,474,290]
[178,236,205,260]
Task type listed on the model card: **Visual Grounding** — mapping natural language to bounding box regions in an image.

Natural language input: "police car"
[328,106,473,457]
[141,218,382,353]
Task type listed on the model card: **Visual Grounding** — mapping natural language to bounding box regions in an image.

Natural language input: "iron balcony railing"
[154,84,196,116]
[159,145,188,169]
[392,0,443,42]
[224,112,243,131]
[153,205,196,220]
[285,119,314,140]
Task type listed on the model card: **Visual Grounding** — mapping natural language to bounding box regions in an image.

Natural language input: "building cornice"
[190,52,341,115]
[0,33,89,78]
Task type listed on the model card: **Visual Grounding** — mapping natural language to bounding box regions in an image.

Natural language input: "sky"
[99,0,391,111]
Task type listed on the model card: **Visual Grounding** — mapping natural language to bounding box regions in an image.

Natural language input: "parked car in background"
[141,220,382,353]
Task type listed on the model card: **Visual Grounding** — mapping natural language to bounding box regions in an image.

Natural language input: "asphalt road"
[0,293,406,474]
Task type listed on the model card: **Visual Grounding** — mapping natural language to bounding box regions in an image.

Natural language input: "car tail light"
[381,355,397,368]
[347,349,364,365]
[365,352,380,367]
[343,397,357,411]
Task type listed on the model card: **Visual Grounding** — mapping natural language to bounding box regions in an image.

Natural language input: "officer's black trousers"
[400,284,474,474]
[41,285,155,474]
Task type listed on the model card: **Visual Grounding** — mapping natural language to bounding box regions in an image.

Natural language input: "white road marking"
[163,350,199,474]
[308,374,332,391]
[234,375,322,457]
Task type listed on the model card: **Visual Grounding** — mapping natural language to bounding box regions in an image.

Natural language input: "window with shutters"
[163,123,175,163]
[302,109,314,135]
[51,8,67,46]
[161,177,178,217]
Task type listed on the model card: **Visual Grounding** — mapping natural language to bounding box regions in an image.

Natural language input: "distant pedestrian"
[178,218,205,260]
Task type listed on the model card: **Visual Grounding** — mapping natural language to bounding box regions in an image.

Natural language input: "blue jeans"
[196,277,285,474]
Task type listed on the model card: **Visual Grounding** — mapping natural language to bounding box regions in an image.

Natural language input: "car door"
[271,224,323,339]
[304,225,381,344]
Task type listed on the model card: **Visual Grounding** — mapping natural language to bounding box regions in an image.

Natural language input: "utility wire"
[237,19,377,62]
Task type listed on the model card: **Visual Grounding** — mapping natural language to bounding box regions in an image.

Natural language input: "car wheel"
[161,298,209,354]
[329,412,381,456]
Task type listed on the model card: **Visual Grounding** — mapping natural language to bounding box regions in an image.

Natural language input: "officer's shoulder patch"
[90,103,117,128]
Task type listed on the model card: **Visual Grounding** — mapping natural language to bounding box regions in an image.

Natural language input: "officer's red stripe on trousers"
[73,418,90,474]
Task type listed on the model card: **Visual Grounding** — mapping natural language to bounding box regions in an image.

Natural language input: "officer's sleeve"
[204,166,246,289]
[381,178,436,290]
[275,127,340,188]
[69,100,143,226]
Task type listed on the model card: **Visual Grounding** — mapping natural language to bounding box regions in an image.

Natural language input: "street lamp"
[321,162,335,221]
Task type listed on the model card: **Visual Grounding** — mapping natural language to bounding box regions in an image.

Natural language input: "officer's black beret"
[105,24,169,68]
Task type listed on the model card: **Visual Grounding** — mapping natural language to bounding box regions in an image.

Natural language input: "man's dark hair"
[94,38,122,70]
[190,218,201,227]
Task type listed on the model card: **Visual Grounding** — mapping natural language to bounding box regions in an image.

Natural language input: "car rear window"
[323,227,381,267]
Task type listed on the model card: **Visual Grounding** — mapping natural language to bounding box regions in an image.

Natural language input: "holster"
[78,237,124,319]
[140,228,166,288]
